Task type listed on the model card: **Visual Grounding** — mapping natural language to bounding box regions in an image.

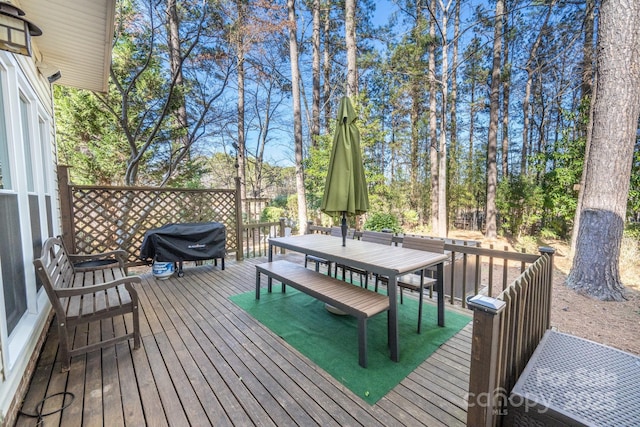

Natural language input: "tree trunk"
[521,73,532,175]
[410,82,420,213]
[254,76,276,199]
[288,0,308,233]
[409,0,423,214]
[429,0,438,234]
[571,0,597,255]
[449,0,460,225]
[485,0,503,239]
[236,0,248,217]
[323,3,332,133]
[581,0,595,102]
[166,0,188,176]
[311,0,321,144]
[567,0,640,301]
[345,0,357,97]
[469,78,476,175]
[437,0,448,237]
[501,9,510,178]
[521,1,555,176]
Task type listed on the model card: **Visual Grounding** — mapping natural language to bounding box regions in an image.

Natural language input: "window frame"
[0,54,56,370]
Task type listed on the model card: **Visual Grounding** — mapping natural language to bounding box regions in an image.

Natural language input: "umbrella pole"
[341,212,347,246]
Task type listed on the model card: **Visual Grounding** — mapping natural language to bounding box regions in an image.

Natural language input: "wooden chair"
[335,230,394,288]
[304,226,351,274]
[375,235,445,333]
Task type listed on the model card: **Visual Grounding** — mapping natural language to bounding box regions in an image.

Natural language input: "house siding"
[0,51,58,424]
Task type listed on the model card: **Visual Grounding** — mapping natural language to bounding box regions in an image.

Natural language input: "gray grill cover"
[140,222,226,262]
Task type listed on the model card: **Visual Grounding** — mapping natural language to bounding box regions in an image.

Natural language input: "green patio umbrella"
[320,96,369,246]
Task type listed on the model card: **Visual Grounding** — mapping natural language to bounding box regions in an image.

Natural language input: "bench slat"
[256,261,389,318]
[255,260,390,368]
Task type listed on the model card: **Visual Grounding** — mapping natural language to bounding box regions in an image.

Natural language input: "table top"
[269,234,448,277]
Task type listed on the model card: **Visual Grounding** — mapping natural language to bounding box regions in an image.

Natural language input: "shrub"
[260,206,285,223]
[364,212,401,233]
[624,222,640,241]
[402,209,419,229]
[540,228,559,240]
[270,194,289,208]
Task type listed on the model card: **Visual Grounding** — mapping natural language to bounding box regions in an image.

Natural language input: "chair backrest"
[34,237,75,313]
[361,230,394,246]
[401,235,445,253]
[330,226,354,239]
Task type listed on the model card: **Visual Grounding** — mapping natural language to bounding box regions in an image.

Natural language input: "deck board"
[16,255,473,426]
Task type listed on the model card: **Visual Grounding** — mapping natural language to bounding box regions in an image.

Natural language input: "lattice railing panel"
[69,186,238,264]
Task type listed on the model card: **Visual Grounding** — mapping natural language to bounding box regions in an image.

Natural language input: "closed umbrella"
[321,96,369,246]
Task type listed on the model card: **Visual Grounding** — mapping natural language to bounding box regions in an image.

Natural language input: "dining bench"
[34,236,141,372]
[255,260,390,367]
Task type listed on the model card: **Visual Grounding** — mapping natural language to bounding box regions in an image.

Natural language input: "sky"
[256,0,486,167]
[255,0,399,168]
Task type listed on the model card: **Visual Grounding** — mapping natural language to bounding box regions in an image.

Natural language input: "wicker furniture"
[34,237,141,372]
[508,330,640,426]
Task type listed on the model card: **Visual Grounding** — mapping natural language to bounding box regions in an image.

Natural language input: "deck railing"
[466,247,555,426]
[238,219,285,260]
[304,224,556,426]
[56,174,555,426]
[58,165,289,265]
[57,166,241,263]
[305,224,543,308]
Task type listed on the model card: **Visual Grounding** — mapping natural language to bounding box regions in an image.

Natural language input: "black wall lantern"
[0,2,42,56]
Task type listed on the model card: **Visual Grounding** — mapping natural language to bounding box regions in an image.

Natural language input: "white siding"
[0,51,57,421]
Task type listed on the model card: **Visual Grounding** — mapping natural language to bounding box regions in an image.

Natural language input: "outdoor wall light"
[0,1,42,56]
[47,70,61,84]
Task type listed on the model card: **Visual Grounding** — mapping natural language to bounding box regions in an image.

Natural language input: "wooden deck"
[15,254,473,427]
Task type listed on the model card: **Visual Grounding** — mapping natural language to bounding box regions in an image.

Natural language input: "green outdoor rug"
[230,283,471,404]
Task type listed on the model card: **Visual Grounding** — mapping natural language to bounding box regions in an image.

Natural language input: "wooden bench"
[34,237,141,372]
[255,260,390,367]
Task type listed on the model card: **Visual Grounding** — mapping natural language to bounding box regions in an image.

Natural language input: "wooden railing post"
[466,296,506,427]
[56,165,76,253]
[279,218,286,254]
[538,246,555,329]
[235,176,244,261]
[306,220,313,234]
[279,218,286,237]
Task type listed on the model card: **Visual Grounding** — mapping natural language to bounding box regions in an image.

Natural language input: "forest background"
[53,0,640,299]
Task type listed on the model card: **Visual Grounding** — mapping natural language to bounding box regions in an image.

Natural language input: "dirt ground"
[449,230,640,356]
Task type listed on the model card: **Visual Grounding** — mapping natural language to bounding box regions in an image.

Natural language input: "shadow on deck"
[15,255,472,427]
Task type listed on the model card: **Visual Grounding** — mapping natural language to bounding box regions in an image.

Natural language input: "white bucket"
[152,261,174,279]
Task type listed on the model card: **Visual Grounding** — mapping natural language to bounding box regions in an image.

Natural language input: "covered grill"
[140,222,226,277]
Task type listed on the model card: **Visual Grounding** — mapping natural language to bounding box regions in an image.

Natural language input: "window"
[0,74,26,335]
[39,117,54,238]
[20,95,34,192]
[0,74,9,190]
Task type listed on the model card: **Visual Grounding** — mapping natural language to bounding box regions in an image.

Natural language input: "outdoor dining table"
[267,233,448,363]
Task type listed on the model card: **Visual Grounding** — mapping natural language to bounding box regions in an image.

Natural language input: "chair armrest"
[55,275,141,297]
[336,262,368,275]
[377,267,432,284]
[306,254,330,264]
